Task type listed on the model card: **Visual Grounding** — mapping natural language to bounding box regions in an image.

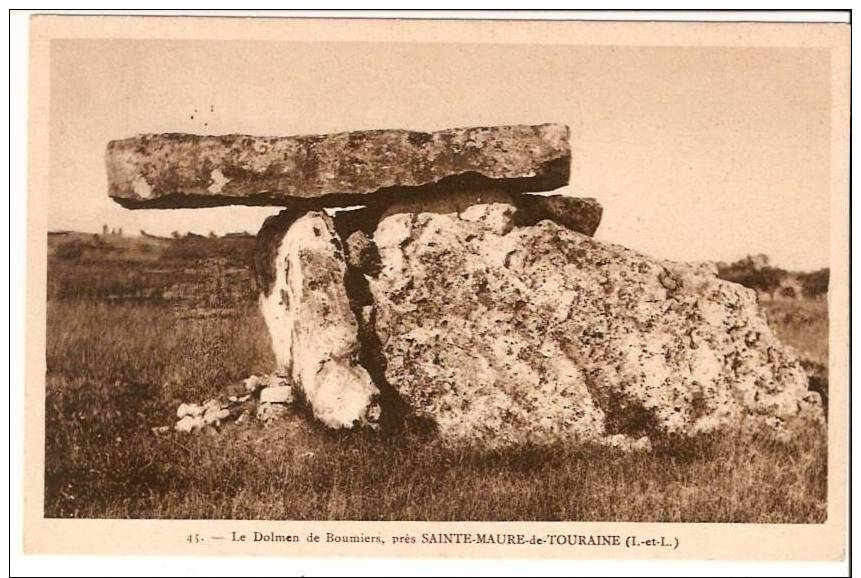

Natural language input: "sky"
[49,39,831,270]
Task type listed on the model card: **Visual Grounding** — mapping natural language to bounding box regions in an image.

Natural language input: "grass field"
[43,234,828,522]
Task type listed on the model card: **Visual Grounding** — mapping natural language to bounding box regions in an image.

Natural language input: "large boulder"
[258,211,379,428]
[106,124,570,209]
[363,202,823,446]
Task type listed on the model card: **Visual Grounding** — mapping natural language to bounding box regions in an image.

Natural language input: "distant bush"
[800,269,829,299]
[800,359,828,414]
[718,262,786,296]
[717,256,828,300]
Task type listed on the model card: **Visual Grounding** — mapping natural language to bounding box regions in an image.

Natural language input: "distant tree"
[716,257,786,299]
[746,266,787,299]
[171,231,181,239]
[747,253,770,269]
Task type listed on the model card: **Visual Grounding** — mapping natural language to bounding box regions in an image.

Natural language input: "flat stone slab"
[106,124,571,209]
[259,386,294,405]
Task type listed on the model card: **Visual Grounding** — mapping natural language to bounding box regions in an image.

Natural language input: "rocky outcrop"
[361,202,822,446]
[106,124,570,208]
[258,211,379,428]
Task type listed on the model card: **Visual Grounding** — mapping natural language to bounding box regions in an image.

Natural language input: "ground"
[43,233,828,521]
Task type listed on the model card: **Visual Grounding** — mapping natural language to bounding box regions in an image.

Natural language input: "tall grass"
[47,301,274,402]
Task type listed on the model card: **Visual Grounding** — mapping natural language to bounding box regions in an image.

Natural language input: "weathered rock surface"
[259,211,379,428]
[106,124,570,209]
[259,386,295,404]
[363,202,823,446]
[242,371,291,394]
[513,194,603,237]
[333,190,602,239]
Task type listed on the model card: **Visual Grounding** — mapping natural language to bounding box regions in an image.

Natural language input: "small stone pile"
[165,372,295,434]
[244,372,294,422]
[175,399,232,433]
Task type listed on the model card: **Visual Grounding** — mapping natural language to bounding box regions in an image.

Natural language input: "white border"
[8,8,852,578]
[4,8,854,23]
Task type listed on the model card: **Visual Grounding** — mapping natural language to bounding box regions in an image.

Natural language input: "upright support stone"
[258,210,379,428]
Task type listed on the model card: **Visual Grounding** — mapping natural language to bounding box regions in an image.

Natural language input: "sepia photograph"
[18,11,849,565]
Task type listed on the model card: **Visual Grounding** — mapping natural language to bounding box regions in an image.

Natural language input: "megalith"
[106,123,824,446]
[364,204,821,446]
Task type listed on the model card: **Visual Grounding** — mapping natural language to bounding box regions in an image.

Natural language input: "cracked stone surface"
[106,124,571,209]
[258,211,379,428]
[364,202,823,446]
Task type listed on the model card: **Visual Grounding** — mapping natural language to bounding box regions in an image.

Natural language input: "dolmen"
[107,124,823,448]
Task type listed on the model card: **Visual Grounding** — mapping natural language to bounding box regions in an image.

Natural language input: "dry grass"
[43,235,828,521]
